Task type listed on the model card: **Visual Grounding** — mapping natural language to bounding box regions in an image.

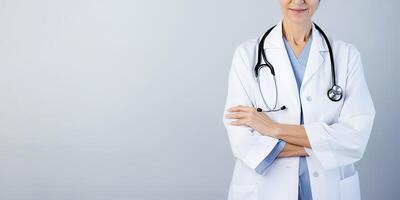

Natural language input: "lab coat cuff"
[303,122,338,171]
[255,140,286,175]
[242,136,279,170]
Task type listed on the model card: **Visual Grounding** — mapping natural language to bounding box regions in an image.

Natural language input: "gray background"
[0,0,398,199]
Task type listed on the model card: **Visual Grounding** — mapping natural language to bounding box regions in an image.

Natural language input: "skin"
[225,0,320,158]
[281,0,320,57]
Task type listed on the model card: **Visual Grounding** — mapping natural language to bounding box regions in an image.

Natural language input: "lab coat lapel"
[301,24,329,91]
[263,20,301,119]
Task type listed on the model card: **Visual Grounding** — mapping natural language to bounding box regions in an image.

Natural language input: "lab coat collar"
[262,19,328,53]
[262,19,330,89]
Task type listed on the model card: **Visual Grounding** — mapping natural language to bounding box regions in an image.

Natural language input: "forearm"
[276,124,311,148]
[277,142,309,158]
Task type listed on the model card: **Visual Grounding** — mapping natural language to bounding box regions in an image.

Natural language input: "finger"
[224,113,246,119]
[230,119,250,127]
[227,105,253,112]
[229,120,243,126]
[227,105,246,112]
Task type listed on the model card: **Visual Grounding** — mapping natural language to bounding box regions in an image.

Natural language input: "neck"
[282,18,312,46]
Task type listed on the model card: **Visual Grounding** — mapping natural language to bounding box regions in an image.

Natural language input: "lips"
[289,8,307,13]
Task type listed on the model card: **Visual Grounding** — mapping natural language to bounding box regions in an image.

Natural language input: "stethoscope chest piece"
[327,85,343,102]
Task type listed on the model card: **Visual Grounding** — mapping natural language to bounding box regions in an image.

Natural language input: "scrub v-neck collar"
[283,35,313,67]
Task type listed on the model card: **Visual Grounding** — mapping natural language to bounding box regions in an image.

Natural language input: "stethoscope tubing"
[254,22,343,112]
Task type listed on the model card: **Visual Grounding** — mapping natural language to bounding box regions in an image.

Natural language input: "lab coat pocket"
[339,171,361,200]
[229,184,259,200]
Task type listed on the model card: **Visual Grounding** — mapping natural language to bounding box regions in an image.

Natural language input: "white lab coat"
[222,19,375,200]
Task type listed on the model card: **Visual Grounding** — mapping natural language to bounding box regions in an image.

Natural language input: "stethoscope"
[255,22,343,113]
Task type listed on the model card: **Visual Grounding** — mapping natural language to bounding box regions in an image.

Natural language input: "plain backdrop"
[0,0,398,199]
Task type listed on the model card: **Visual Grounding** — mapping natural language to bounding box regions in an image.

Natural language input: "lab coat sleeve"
[222,45,280,171]
[303,45,376,171]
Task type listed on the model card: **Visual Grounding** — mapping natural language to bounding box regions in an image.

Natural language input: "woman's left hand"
[225,105,281,138]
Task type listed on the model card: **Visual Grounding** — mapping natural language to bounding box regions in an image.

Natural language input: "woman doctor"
[222,0,375,200]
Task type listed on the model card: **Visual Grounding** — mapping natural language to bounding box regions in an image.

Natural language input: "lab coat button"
[313,172,319,177]
[306,96,312,102]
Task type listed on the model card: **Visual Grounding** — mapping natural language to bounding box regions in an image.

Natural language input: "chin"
[287,15,311,25]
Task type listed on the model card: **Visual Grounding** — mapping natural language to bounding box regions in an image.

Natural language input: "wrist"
[273,123,283,138]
